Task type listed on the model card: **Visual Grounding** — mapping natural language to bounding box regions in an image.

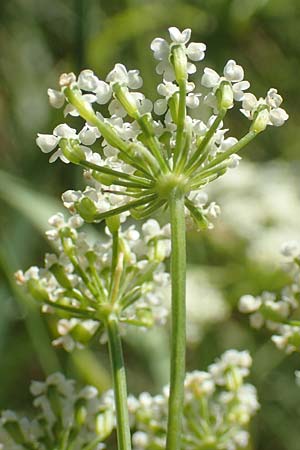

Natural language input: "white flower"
[168,26,191,44]
[151,26,206,82]
[95,80,113,104]
[269,107,289,126]
[106,63,143,89]
[202,68,220,88]
[78,69,100,91]
[223,59,244,82]
[239,295,261,313]
[186,42,206,61]
[47,88,65,108]
[280,241,300,258]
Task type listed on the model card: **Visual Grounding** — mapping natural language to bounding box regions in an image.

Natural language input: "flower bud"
[27,279,50,302]
[251,108,270,133]
[60,138,86,164]
[49,263,73,289]
[217,82,234,110]
[75,197,98,222]
[95,409,114,440]
[170,45,188,82]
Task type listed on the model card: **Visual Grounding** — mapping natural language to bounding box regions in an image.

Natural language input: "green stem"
[107,316,132,450]
[174,79,186,167]
[166,188,186,450]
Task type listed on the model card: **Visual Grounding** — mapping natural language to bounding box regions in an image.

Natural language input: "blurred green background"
[1,0,300,449]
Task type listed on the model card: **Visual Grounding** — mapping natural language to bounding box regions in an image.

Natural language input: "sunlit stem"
[196,130,257,173]
[113,83,169,173]
[174,79,187,167]
[80,160,154,188]
[166,187,186,450]
[107,316,132,450]
[92,194,158,221]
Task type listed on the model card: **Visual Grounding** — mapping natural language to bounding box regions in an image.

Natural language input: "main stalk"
[166,187,187,450]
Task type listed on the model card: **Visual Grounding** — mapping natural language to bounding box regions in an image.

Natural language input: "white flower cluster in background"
[0,373,114,450]
[239,240,300,353]
[185,266,229,344]
[207,161,300,267]
[131,350,259,450]
[35,27,288,230]
[15,214,170,351]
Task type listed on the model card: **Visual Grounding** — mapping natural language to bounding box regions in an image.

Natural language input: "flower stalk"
[107,315,132,450]
[166,187,186,450]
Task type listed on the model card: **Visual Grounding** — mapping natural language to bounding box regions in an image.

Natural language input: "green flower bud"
[49,263,73,289]
[106,215,121,234]
[136,307,154,328]
[27,279,50,302]
[92,170,115,186]
[170,45,188,82]
[251,108,269,133]
[75,197,98,223]
[70,322,98,344]
[95,409,114,440]
[60,138,86,164]
[217,82,234,110]
[113,83,140,119]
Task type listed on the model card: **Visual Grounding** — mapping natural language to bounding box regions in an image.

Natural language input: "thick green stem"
[166,188,186,450]
[107,316,132,450]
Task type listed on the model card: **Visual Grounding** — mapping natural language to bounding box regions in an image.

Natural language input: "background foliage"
[1,1,300,449]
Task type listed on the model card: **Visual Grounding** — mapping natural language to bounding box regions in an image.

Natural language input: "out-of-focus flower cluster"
[15,214,170,351]
[207,162,300,267]
[36,27,287,230]
[239,241,300,354]
[0,373,114,450]
[130,350,259,450]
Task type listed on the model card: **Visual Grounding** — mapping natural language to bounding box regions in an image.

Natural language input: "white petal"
[36,134,58,153]
[223,59,244,82]
[49,149,69,164]
[108,99,127,118]
[241,93,257,111]
[95,81,112,104]
[266,88,283,108]
[186,42,206,61]
[169,27,191,44]
[187,62,196,74]
[79,126,97,145]
[154,99,167,115]
[78,69,99,91]
[139,98,153,114]
[63,104,79,117]
[269,107,289,126]
[186,93,200,109]
[150,38,169,60]
[82,93,97,103]
[106,63,128,85]
[128,70,143,89]
[232,81,250,101]
[201,68,220,88]
[53,124,77,138]
[47,89,64,109]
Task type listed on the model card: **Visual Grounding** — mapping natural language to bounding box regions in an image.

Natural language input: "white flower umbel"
[35,27,287,230]
[16,214,170,350]
[0,373,114,450]
[131,350,259,450]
